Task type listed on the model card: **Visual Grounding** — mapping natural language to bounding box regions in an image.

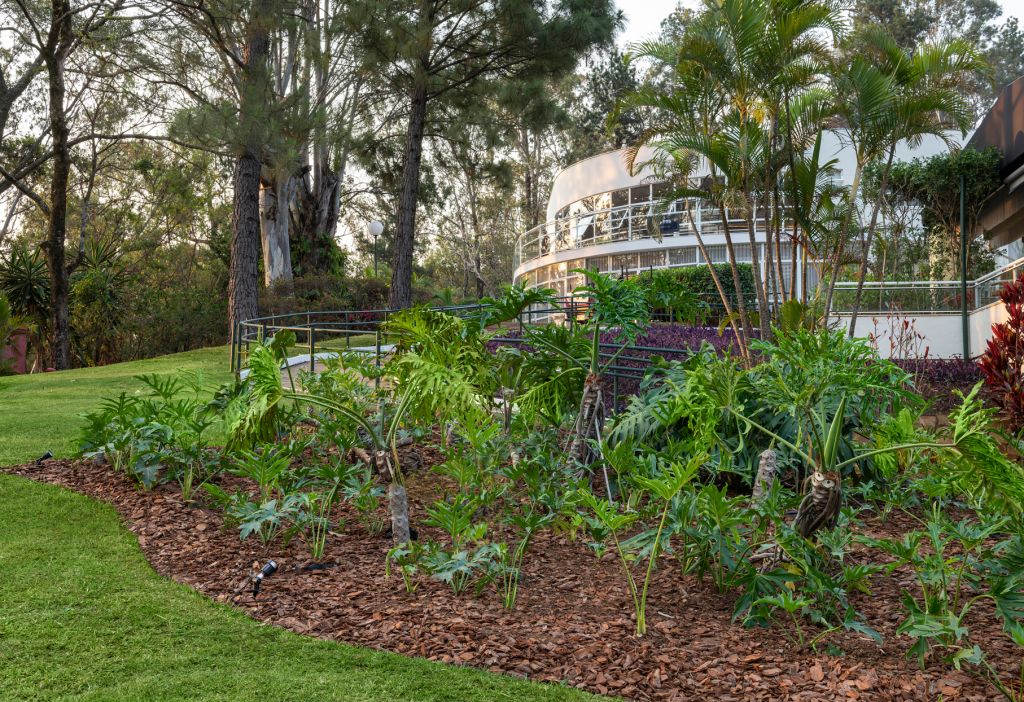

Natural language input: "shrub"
[980,274,1024,431]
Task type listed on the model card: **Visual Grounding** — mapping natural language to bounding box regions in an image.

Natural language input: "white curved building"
[512,134,959,300]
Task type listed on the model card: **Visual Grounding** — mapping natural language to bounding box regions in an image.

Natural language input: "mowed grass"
[0,474,598,701]
[0,347,233,466]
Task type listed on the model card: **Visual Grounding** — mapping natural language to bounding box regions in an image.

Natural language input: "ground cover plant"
[0,346,231,466]
[18,273,1019,700]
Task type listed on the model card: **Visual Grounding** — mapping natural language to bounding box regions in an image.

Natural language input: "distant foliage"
[896,359,984,413]
[980,275,1024,431]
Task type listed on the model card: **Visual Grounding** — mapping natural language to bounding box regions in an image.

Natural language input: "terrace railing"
[831,255,1024,314]
[232,295,733,409]
[514,200,792,270]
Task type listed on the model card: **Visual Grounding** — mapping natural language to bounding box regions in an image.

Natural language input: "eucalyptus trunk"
[259,172,295,286]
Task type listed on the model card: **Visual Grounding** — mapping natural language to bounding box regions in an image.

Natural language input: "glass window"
[669,247,697,265]
[630,185,651,205]
[705,244,727,263]
[612,253,637,273]
[639,250,666,268]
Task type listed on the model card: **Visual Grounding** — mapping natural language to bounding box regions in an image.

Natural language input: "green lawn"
[0,350,598,701]
[0,347,233,466]
[0,475,596,701]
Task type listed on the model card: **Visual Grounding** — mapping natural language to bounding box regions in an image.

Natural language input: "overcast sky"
[617,0,1024,47]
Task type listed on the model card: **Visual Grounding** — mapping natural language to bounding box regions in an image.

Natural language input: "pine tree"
[347,0,621,309]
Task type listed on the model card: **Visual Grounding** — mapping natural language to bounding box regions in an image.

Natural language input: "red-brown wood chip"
[7,459,1019,701]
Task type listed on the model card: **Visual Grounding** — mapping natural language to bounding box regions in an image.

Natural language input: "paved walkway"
[239,345,395,388]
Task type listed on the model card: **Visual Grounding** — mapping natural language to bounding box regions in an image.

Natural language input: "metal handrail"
[514,199,794,270]
[830,255,1024,314]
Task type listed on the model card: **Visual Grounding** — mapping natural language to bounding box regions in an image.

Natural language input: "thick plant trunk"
[228,0,272,344]
[259,173,295,286]
[751,449,777,508]
[793,472,841,540]
[567,373,605,470]
[390,77,429,310]
[41,0,73,370]
[388,483,411,546]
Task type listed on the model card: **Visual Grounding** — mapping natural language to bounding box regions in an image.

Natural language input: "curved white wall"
[545,147,708,221]
[544,132,963,223]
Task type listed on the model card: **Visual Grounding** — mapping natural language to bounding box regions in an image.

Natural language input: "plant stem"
[638,501,671,637]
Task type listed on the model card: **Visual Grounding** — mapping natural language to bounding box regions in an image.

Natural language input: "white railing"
[514,199,791,271]
[831,256,1024,313]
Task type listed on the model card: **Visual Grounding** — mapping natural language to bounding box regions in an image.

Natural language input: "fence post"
[959,174,970,360]
[230,321,238,374]
[309,327,316,373]
[375,329,382,393]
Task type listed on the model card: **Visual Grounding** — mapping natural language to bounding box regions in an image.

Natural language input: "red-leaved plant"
[980,274,1024,431]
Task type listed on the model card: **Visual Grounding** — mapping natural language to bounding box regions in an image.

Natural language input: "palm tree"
[843,31,987,334]
[619,42,757,364]
[617,0,841,354]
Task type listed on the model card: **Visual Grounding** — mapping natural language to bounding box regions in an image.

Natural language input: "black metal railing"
[231,295,733,409]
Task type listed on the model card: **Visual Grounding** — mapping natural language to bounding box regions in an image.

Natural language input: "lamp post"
[368,220,384,277]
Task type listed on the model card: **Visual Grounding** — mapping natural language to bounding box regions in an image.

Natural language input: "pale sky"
[617,0,1024,47]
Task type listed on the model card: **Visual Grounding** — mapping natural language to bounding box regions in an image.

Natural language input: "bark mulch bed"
[7,459,1020,701]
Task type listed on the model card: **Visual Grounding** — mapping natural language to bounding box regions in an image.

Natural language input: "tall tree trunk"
[823,161,864,320]
[228,0,273,344]
[389,76,429,310]
[743,191,772,342]
[685,203,748,364]
[41,0,74,370]
[847,144,896,337]
[230,155,262,335]
[259,172,294,286]
[718,204,756,362]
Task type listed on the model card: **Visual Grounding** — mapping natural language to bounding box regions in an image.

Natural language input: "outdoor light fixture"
[35,450,52,466]
[367,220,384,277]
[251,559,278,597]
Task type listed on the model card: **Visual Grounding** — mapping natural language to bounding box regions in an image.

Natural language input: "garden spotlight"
[252,560,278,597]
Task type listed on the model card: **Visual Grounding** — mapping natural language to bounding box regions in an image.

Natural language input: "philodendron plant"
[528,269,649,482]
[235,342,420,545]
[730,385,1022,540]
